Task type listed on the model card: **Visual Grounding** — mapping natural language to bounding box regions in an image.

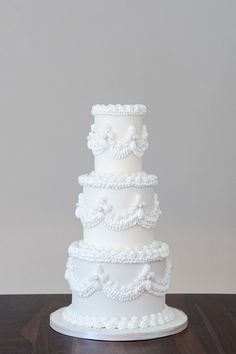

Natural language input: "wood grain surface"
[0,294,235,354]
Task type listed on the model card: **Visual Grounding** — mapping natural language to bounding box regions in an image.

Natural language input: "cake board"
[50,306,188,341]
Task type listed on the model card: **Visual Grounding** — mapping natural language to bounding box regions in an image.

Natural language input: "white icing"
[65,259,171,301]
[94,113,143,174]
[79,171,158,189]
[75,192,161,230]
[63,304,174,329]
[84,225,155,248]
[91,104,147,116]
[66,256,168,323]
[68,240,170,263]
[87,124,148,159]
[82,186,157,247]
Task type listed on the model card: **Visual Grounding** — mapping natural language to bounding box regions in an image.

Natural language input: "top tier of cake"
[87,104,147,174]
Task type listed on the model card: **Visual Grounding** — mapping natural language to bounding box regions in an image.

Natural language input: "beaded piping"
[75,193,161,230]
[87,124,148,158]
[78,171,158,189]
[68,240,169,264]
[65,259,172,301]
[91,104,147,116]
[63,305,174,329]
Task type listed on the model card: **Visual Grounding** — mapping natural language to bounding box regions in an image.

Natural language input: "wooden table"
[0,294,235,354]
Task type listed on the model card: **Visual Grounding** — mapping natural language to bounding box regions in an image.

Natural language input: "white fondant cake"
[50,104,188,340]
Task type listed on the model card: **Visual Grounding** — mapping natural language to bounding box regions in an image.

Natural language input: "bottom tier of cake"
[63,240,173,330]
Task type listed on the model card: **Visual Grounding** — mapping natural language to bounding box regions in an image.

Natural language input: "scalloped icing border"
[87,124,148,159]
[78,172,158,189]
[63,304,174,330]
[68,240,170,263]
[75,192,161,230]
[65,259,172,301]
[91,104,147,116]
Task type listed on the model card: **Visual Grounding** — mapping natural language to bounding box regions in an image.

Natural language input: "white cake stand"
[50,306,188,341]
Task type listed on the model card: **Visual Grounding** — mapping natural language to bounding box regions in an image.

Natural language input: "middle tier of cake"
[76,172,161,248]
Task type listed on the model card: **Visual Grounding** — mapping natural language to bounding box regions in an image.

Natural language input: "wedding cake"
[50,104,188,340]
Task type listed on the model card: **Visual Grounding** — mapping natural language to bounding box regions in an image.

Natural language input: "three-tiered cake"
[50,104,188,340]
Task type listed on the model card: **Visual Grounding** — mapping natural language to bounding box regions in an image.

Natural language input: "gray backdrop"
[0,0,235,294]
